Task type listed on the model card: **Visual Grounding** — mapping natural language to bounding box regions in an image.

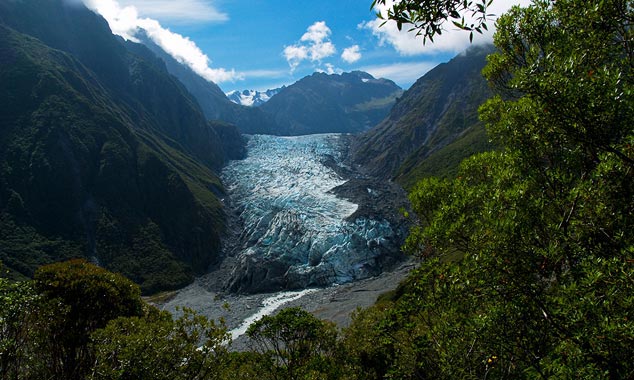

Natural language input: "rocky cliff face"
[260,71,403,135]
[352,45,495,183]
[0,0,244,293]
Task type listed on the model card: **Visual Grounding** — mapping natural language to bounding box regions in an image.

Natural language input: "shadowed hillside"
[352,45,494,184]
[0,0,244,293]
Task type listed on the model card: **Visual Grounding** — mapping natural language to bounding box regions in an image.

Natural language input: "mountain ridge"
[226,87,284,107]
[134,31,277,135]
[260,71,403,135]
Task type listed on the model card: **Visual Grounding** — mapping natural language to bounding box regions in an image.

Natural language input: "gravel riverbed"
[158,260,415,349]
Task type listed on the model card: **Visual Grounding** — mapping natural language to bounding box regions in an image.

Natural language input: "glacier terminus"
[220,134,409,293]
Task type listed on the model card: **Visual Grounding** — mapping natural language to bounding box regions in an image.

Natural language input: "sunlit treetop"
[371,0,495,43]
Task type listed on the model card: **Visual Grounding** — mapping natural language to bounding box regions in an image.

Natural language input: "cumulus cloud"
[341,45,362,63]
[284,21,337,72]
[82,0,242,83]
[283,45,309,72]
[309,40,336,61]
[301,21,331,44]
[362,0,532,56]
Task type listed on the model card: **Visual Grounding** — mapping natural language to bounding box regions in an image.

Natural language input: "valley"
[2,1,632,377]
[160,133,411,341]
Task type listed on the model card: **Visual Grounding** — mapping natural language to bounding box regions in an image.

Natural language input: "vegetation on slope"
[0,0,243,293]
[352,44,494,181]
[397,125,493,189]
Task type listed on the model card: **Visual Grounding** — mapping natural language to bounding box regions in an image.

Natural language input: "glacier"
[220,134,406,293]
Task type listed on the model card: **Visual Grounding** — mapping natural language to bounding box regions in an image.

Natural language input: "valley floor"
[158,259,415,349]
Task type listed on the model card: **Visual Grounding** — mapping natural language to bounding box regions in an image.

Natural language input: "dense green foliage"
[0,260,232,380]
[91,307,228,380]
[347,0,634,378]
[0,275,42,379]
[1,260,143,379]
[34,260,145,379]
[246,307,344,380]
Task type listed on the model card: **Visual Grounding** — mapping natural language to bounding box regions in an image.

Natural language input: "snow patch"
[226,87,282,107]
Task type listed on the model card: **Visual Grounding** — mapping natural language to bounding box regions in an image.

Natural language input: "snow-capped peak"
[226,87,284,107]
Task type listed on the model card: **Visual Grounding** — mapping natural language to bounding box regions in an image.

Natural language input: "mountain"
[0,0,244,293]
[226,88,284,107]
[352,45,495,186]
[260,71,403,135]
[136,32,277,135]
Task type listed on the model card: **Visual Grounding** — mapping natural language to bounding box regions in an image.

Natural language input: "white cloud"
[283,45,309,72]
[284,21,337,72]
[309,41,336,61]
[360,62,436,86]
[139,18,242,83]
[116,0,228,23]
[82,0,242,83]
[341,45,361,63]
[301,21,331,43]
[362,0,533,56]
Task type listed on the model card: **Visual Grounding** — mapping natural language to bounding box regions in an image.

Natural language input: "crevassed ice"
[223,134,357,232]
[221,134,395,290]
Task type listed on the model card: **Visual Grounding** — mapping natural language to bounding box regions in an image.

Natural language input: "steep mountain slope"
[226,88,284,107]
[260,71,403,135]
[352,45,495,183]
[0,0,243,293]
[0,0,243,167]
[136,33,277,135]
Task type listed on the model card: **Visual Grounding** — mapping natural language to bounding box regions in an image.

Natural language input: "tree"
[90,307,229,380]
[395,0,634,377]
[246,307,342,380]
[0,277,46,379]
[33,259,145,380]
[371,0,494,43]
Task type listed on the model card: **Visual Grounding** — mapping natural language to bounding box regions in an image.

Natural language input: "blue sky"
[83,0,529,92]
